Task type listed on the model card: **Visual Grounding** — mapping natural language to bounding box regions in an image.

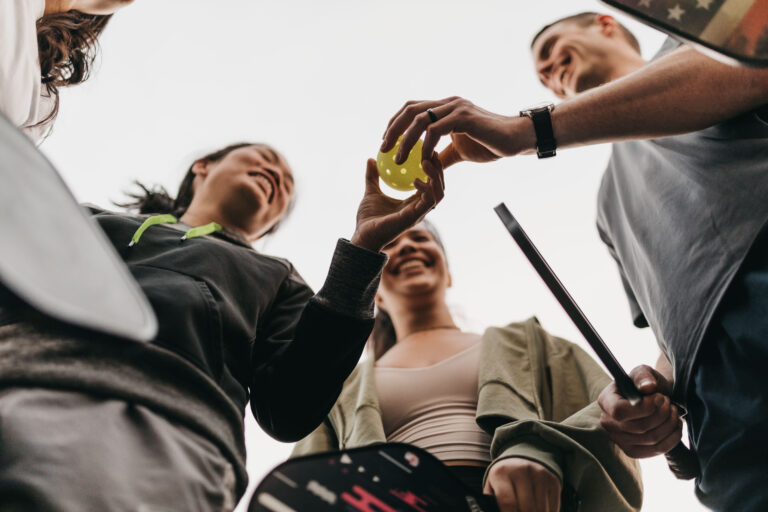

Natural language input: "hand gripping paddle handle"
[494,203,700,480]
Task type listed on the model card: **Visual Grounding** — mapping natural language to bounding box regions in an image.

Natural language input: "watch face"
[531,101,554,110]
[521,102,554,116]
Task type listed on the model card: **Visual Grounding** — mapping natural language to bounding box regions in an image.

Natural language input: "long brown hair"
[34,11,113,129]
[369,219,447,360]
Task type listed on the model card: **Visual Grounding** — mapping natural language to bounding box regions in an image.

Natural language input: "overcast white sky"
[40,1,707,510]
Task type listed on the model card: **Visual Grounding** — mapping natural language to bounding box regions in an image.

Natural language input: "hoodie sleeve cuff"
[485,436,565,487]
[313,239,387,319]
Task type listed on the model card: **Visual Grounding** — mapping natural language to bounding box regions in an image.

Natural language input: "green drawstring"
[129,216,223,246]
[129,214,178,247]
[180,222,222,241]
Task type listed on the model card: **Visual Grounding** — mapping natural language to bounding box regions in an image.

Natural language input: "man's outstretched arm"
[382,46,768,166]
[551,45,768,150]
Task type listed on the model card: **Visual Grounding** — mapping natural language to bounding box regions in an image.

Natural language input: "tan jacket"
[293,318,643,511]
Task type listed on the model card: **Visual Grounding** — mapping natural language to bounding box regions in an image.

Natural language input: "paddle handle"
[493,203,699,479]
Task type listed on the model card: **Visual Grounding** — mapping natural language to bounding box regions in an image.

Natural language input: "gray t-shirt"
[596,38,768,401]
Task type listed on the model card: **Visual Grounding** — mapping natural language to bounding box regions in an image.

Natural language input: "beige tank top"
[374,343,491,465]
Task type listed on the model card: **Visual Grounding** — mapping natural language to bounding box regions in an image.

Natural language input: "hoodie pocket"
[132,265,224,382]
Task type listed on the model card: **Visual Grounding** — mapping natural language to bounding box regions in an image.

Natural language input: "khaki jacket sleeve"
[481,324,643,512]
[489,402,642,512]
[290,418,339,458]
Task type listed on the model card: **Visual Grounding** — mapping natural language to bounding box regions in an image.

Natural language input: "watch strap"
[520,105,556,158]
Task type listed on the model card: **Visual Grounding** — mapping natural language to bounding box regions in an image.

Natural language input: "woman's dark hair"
[119,142,296,236]
[34,11,113,130]
[370,219,447,360]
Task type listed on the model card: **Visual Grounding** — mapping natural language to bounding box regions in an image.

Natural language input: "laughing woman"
[293,222,643,512]
[0,146,445,512]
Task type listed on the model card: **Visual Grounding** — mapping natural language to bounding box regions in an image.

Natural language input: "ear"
[596,14,619,37]
[447,271,453,288]
[375,292,384,308]
[191,159,210,178]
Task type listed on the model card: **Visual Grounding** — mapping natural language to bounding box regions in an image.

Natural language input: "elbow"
[262,417,320,443]
[253,401,331,443]
[268,429,307,444]
[256,413,306,443]
[251,373,342,442]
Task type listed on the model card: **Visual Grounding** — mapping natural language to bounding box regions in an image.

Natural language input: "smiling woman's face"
[190,144,294,238]
[377,224,451,310]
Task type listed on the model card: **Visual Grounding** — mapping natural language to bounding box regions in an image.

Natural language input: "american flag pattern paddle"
[601,0,768,67]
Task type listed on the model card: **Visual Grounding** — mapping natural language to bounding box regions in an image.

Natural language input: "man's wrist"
[519,103,557,158]
[438,144,463,168]
[508,116,539,157]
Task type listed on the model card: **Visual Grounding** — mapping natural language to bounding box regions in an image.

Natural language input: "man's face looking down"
[531,15,637,99]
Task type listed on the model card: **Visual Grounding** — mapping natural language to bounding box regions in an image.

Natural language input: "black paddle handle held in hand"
[493,203,700,480]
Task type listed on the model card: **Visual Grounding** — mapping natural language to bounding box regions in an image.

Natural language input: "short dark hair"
[531,12,641,54]
[119,142,296,237]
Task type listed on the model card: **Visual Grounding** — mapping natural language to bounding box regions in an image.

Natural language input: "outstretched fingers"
[364,158,382,194]
[421,153,445,203]
[396,101,457,163]
[421,107,465,163]
[381,97,459,154]
[410,177,435,220]
[382,100,421,144]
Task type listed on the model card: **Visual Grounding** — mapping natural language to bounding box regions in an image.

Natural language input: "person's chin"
[239,182,270,207]
[401,277,439,294]
[575,70,609,93]
[224,189,263,221]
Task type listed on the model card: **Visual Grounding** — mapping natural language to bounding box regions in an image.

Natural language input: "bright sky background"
[40,1,707,510]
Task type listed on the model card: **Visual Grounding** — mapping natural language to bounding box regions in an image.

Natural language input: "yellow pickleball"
[377,137,428,191]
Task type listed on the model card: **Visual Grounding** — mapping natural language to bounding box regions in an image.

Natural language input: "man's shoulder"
[651,37,683,61]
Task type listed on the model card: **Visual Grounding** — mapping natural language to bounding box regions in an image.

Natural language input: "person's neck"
[388,299,458,342]
[44,0,76,15]
[180,205,258,243]
[610,53,647,81]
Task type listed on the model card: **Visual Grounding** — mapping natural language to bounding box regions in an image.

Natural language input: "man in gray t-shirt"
[529,14,768,511]
[379,10,768,511]
[596,36,768,405]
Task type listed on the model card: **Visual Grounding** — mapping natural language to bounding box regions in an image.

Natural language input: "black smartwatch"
[519,103,556,158]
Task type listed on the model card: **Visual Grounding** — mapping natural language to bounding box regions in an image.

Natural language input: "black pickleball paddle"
[494,202,699,480]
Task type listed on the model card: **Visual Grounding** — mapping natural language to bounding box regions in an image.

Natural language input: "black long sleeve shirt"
[0,208,386,495]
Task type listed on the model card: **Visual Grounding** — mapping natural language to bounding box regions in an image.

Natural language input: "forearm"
[251,240,385,442]
[490,406,643,511]
[514,46,768,153]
